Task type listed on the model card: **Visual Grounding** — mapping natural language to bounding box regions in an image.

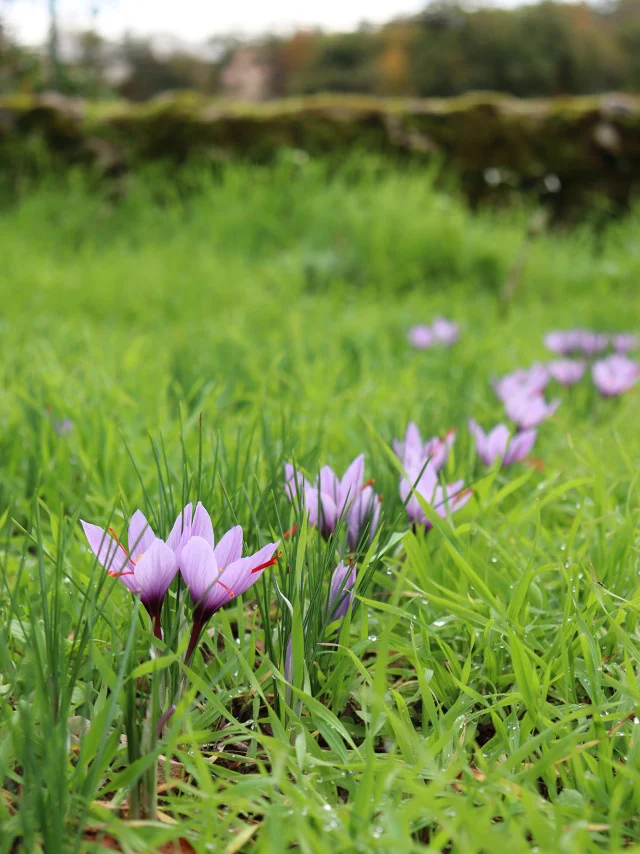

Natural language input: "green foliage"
[0,162,640,851]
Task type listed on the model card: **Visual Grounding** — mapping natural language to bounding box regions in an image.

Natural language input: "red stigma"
[216,579,235,598]
[284,524,298,538]
[361,479,375,490]
[107,526,136,565]
[250,550,281,574]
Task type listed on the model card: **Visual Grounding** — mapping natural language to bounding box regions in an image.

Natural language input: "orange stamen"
[525,456,545,472]
[250,550,282,574]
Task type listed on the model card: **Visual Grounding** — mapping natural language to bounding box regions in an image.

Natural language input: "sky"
[3,0,430,46]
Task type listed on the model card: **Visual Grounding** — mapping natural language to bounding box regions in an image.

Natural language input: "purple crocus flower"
[393,422,456,472]
[592,354,640,397]
[493,364,549,403]
[544,330,582,355]
[400,463,472,530]
[81,510,177,636]
[285,455,381,549]
[504,393,561,429]
[180,526,280,661]
[612,333,638,353]
[432,317,459,346]
[577,330,609,356]
[468,420,537,466]
[408,324,434,350]
[547,359,586,386]
[328,561,357,623]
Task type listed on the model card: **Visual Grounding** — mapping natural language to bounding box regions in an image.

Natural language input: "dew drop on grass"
[491,556,498,563]
[368,634,377,641]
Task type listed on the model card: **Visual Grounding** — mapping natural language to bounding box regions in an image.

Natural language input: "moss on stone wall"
[1,92,638,210]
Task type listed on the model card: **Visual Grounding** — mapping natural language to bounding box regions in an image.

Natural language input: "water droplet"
[368,635,377,642]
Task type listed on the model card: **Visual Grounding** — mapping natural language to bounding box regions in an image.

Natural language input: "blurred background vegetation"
[2,0,640,101]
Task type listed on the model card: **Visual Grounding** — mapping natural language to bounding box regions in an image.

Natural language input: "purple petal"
[128,510,156,559]
[134,539,178,614]
[305,487,338,535]
[318,465,339,502]
[346,485,381,550]
[432,317,459,346]
[486,425,510,464]
[81,520,134,580]
[205,541,280,615]
[329,561,357,623]
[167,503,193,562]
[547,359,586,386]
[191,502,214,548]
[180,535,219,613]
[213,525,243,569]
[592,354,639,396]
[503,429,537,465]
[408,325,434,349]
[338,454,365,509]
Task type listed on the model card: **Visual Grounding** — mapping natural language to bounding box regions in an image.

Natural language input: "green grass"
[1,158,640,853]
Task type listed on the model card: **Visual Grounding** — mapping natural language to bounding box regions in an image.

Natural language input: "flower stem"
[185,619,203,665]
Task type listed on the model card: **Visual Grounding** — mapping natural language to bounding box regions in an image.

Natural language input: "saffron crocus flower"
[393,422,456,472]
[544,330,582,355]
[432,317,459,346]
[400,463,472,530]
[505,393,560,429]
[328,561,357,624]
[81,511,177,636]
[612,333,638,353]
[180,530,280,661]
[592,354,640,396]
[285,455,381,548]
[577,330,609,356]
[408,324,434,350]
[468,420,537,466]
[493,364,549,403]
[547,359,586,386]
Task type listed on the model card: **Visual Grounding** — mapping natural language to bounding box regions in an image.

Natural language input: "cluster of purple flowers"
[82,502,280,659]
[545,328,639,396]
[285,455,381,550]
[408,317,459,350]
[394,423,472,528]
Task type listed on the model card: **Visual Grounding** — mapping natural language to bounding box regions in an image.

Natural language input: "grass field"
[1,159,640,853]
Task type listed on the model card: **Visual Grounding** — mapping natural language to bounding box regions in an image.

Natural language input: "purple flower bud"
[329,561,357,623]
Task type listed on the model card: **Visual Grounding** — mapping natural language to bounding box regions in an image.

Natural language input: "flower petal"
[128,510,156,559]
[81,520,133,578]
[167,503,193,561]
[191,502,214,548]
[503,429,537,465]
[213,525,243,569]
[338,454,365,508]
[180,535,219,612]
[134,539,178,613]
[318,465,339,501]
[207,541,280,614]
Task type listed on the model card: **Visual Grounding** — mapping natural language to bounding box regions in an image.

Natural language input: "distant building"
[220,46,272,101]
